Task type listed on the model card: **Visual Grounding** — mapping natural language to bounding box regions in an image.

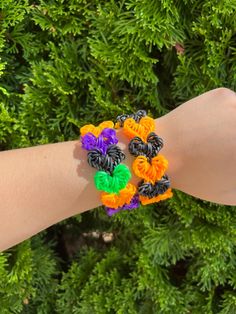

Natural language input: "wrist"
[154,115,183,190]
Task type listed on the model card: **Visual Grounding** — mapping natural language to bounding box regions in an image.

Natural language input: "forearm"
[0,139,107,252]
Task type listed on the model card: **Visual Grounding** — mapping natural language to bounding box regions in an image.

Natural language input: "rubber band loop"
[80,121,114,137]
[94,163,131,194]
[132,154,168,185]
[139,188,173,205]
[80,121,135,215]
[101,183,137,209]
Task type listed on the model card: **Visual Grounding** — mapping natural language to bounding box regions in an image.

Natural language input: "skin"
[156,87,236,205]
[0,87,235,252]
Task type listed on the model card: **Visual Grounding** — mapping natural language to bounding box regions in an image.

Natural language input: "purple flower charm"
[81,128,118,154]
[101,128,118,144]
[81,132,97,150]
[106,194,140,216]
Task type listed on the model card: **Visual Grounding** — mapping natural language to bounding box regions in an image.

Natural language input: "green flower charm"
[94,164,131,194]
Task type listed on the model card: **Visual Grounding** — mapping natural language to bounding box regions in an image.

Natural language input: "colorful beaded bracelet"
[115,110,173,205]
[80,121,140,216]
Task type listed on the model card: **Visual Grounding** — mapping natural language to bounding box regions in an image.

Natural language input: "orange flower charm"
[123,116,155,142]
[139,188,173,205]
[101,183,137,209]
[132,154,168,184]
[80,120,114,137]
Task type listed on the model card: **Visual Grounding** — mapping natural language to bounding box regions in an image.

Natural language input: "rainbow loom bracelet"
[80,121,140,215]
[115,110,173,205]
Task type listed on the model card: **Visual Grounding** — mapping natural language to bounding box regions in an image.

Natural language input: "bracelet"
[80,121,140,216]
[115,110,173,205]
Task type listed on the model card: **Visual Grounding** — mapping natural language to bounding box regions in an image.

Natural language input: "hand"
[155,87,236,206]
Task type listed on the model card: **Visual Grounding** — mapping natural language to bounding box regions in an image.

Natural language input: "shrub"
[0,0,236,313]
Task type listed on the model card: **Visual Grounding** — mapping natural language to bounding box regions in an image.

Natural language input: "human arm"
[0,128,142,253]
[0,87,236,252]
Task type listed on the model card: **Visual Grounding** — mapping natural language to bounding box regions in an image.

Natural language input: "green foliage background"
[1,0,236,313]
